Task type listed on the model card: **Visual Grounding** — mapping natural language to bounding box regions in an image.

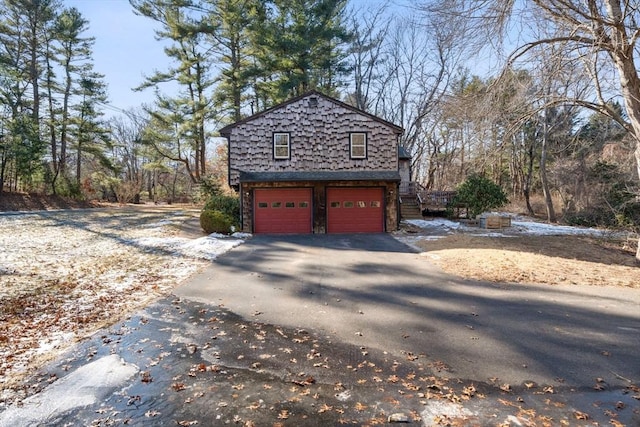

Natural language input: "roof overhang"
[239,170,401,183]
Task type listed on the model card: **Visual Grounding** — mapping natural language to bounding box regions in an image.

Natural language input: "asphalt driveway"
[178,234,640,388]
[2,233,639,426]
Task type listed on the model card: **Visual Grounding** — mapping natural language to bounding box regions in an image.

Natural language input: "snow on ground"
[0,354,139,427]
[0,208,250,396]
[133,234,245,261]
[403,216,612,237]
[397,215,621,251]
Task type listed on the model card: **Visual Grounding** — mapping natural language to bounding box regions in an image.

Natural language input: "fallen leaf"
[277,409,290,419]
[500,384,512,393]
[172,382,186,392]
[354,402,368,411]
[140,371,153,383]
[573,411,589,420]
[318,403,333,413]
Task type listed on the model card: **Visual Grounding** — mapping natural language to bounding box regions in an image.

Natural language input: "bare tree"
[372,13,461,186]
[347,2,390,112]
[426,0,640,261]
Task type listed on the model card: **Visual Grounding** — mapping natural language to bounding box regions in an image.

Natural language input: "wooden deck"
[400,181,465,216]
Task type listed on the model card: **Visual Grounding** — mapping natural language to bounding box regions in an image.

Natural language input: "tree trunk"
[604,0,640,261]
[76,143,81,187]
[524,139,535,216]
[540,109,556,222]
[636,138,640,264]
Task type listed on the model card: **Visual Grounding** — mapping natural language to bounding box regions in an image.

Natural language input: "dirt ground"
[399,222,639,289]
[0,192,102,211]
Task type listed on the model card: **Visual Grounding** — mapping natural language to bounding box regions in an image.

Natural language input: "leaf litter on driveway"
[4,297,638,426]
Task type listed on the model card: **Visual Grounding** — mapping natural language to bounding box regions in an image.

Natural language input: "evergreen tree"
[131,0,215,181]
[70,73,111,189]
[249,0,350,105]
[0,0,58,189]
[53,7,94,182]
[204,0,258,121]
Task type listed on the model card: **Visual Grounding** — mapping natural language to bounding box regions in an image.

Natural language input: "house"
[219,91,405,234]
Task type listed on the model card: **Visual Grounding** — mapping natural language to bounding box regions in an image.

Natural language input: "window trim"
[350,132,367,159]
[273,132,291,160]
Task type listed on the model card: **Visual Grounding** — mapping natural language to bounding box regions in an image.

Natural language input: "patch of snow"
[405,218,461,231]
[231,232,252,239]
[406,215,613,237]
[181,235,245,260]
[0,355,138,427]
[143,219,174,228]
[36,332,75,355]
[511,219,607,236]
[421,401,475,421]
[133,234,246,261]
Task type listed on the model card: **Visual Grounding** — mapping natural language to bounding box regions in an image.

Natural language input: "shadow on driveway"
[178,233,640,392]
[1,234,638,426]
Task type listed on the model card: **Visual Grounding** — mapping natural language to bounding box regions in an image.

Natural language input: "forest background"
[0,0,639,259]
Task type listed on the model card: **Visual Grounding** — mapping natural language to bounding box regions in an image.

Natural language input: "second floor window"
[273,133,290,159]
[350,132,367,159]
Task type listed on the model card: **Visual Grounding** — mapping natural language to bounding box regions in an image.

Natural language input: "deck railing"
[399,181,456,208]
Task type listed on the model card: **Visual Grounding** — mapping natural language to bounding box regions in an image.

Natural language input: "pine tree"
[131,0,215,181]
[203,0,258,121]
[52,7,94,182]
[248,0,351,105]
[70,73,111,188]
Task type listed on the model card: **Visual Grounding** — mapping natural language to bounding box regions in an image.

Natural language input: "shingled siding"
[240,181,398,234]
[228,96,399,187]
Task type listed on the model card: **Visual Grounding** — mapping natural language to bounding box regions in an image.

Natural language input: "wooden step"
[400,202,423,219]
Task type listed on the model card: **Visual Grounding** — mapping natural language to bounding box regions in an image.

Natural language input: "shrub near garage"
[200,210,235,234]
[199,177,240,234]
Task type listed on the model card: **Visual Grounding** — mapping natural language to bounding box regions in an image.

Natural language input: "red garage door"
[327,187,384,233]
[254,188,312,234]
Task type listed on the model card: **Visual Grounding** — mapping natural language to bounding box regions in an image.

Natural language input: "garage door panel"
[254,188,312,234]
[327,188,384,233]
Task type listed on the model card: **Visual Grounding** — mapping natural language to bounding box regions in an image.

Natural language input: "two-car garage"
[253,187,385,234]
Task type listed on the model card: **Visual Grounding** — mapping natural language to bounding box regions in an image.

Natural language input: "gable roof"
[239,170,401,183]
[218,90,404,137]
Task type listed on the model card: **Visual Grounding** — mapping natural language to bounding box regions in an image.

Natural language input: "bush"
[565,201,640,232]
[200,210,235,234]
[451,174,509,219]
[203,194,240,221]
